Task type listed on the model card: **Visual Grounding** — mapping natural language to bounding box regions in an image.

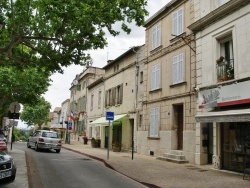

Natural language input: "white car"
[27,130,62,153]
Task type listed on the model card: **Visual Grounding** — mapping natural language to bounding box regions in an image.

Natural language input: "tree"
[20,97,51,129]
[0,0,149,73]
[0,66,50,117]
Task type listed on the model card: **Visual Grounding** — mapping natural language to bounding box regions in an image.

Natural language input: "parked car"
[27,130,62,153]
[0,141,7,152]
[0,150,16,185]
[0,134,7,144]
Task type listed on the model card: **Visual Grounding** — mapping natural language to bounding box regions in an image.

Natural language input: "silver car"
[27,130,62,153]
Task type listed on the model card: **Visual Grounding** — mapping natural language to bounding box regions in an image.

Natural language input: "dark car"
[0,150,16,185]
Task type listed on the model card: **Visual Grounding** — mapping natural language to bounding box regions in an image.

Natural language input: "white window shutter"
[178,9,183,35]
[155,107,159,136]
[151,65,155,90]
[150,108,155,136]
[178,54,183,82]
[156,64,160,89]
[152,27,156,49]
[157,24,161,48]
[172,12,177,35]
[172,56,177,84]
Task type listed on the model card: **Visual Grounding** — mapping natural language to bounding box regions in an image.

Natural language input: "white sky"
[18,0,171,128]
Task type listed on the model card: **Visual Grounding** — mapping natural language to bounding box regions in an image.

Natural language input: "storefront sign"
[198,80,250,109]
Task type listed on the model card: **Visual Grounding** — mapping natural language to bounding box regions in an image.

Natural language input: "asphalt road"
[17,142,147,188]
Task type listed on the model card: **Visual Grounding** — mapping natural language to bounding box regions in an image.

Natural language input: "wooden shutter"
[119,84,123,104]
[105,91,108,107]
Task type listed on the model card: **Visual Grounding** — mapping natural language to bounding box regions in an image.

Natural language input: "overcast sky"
[18,0,171,128]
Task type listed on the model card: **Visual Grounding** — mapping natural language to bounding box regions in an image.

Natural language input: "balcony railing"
[217,59,234,82]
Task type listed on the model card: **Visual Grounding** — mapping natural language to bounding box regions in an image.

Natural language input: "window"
[98,91,102,108]
[150,107,159,137]
[140,71,143,83]
[105,84,123,107]
[116,84,123,104]
[82,81,86,89]
[217,37,234,82]
[172,53,184,84]
[83,96,86,111]
[91,94,94,110]
[172,8,183,36]
[151,64,160,90]
[152,23,161,50]
[139,114,143,127]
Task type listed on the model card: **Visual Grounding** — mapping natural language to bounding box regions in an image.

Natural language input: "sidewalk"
[2,145,28,188]
[63,140,250,188]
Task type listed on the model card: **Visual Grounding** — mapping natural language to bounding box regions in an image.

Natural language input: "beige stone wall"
[137,0,197,163]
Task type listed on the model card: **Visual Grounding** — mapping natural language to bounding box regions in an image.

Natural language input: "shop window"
[216,37,234,82]
[222,123,250,172]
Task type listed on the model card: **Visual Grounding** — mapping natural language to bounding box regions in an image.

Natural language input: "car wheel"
[27,141,31,148]
[55,149,61,153]
[35,143,39,151]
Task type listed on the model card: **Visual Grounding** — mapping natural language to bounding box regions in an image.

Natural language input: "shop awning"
[195,109,250,123]
[89,114,127,126]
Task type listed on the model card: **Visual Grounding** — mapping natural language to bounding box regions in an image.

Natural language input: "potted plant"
[96,138,101,148]
[91,138,98,148]
[112,141,122,152]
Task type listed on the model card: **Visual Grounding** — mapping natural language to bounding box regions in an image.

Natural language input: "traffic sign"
[106,111,114,121]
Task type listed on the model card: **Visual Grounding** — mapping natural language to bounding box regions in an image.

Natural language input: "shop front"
[196,80,250,173]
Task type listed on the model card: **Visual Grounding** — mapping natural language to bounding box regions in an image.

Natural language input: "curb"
[62,146,161,188]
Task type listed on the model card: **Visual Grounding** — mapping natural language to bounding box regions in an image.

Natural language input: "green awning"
[89,114,127,126]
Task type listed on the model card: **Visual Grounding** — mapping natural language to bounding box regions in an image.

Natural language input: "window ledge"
[170,32,186,43]
[148,137,160,140]
[149,88,162,93]
[150,45,163,54]
[170,81,187,88]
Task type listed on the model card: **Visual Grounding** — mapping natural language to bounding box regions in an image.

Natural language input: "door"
[207,123,213,164]
[104,126,109,148]
[175,105,183,150]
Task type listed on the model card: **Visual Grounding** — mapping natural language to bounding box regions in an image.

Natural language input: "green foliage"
[20,97,51,127]
[0,0,149,73]
[0,66,50,117]
[13,127,29,142]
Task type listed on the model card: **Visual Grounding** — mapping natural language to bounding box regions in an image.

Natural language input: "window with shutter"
[172,8,183,36]
[151,64,160,91]
[98,91,101,108]
[149,107,159,137]
[172,53,184,84]
[152,23,161,50]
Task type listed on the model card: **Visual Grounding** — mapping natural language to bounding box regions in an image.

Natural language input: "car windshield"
[42,132,58,138]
